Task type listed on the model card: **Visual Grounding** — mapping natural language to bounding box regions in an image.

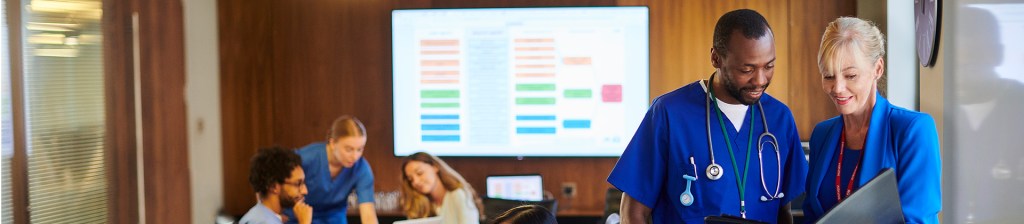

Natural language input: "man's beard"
[280,194,300,208]
[722,75,769,105]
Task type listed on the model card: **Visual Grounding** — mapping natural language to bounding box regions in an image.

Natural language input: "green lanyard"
[708,81,755,218]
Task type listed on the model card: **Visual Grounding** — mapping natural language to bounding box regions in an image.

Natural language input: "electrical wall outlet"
[561,182,577,198]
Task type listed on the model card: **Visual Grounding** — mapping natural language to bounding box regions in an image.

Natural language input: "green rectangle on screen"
[421,102,460,108]
[421,90,460,98]
[564,89,593,98]
[516,97,556,105]
[516,84,556,91]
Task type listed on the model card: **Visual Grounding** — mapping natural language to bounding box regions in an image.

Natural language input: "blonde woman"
[283,115,378,224]
[401,152,483,223]
[803,17,940,223]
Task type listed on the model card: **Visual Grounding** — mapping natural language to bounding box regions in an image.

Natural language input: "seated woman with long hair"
[400,152,483,223]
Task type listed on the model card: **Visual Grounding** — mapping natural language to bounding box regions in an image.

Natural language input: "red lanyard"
[835,129,865,202]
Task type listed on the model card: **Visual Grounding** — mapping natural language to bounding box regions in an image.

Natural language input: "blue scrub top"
[608,81,808,223]
[803,94,941,223]
[283,142,375,224]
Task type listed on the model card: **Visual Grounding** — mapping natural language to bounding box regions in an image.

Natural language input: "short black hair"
[249,146,303,197]
[490,205,557,224]
[713,9,772,57]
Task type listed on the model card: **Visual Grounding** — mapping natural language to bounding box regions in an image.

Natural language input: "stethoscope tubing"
[703,80,784,201]
[757,102,786,200]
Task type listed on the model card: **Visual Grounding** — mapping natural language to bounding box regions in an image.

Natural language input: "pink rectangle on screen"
[602,84,622,102]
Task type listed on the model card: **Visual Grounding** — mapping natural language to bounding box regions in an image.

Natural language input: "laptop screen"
[486,174,543,201]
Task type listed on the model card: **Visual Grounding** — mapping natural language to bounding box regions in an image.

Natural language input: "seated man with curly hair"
[241,147,313,224]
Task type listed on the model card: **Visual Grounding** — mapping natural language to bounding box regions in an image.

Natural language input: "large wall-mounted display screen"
[392,7,649,157]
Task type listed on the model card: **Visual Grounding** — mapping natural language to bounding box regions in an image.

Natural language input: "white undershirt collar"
[700,80,748,131]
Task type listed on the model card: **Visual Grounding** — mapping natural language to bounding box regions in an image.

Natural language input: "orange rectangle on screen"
[515,55,556,60]
[421,79,460,84]
[420,39,459,46]
[421,50,460,55]
[515,64,555,69]
[514,38,555,43]
[515,73,556,78]
[563,57,592,65]
[421,60,460,66]
[514,47,555,51]
[422,71,460,76]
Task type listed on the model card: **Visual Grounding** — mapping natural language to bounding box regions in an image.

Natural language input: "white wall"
[858,0,918,110]
[884,0,917,110]
[183,0,224,223]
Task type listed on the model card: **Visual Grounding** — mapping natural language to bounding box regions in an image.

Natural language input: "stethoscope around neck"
[688,79,784,204]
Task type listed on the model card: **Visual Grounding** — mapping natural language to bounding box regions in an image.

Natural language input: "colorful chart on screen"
[393,7,649,156]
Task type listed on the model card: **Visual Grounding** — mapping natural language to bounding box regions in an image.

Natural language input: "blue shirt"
[607,81,808,223]
[239,202,283,224]
[283,142,375,224]
[804,94,941,223]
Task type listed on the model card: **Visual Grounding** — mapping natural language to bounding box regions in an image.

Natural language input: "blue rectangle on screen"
[422,135,460,141]
[421,114,459,120]
[563,120,591,129]
[516,127,556,134]
[421,124,460,131]
[515,115,556,121]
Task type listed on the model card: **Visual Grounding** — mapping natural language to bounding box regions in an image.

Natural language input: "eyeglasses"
[281,180,306,188]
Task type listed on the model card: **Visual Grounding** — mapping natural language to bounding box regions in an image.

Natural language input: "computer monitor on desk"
[486,174,544,201]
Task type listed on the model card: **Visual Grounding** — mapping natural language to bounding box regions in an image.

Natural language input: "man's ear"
[711,48,722,68]
[269,183,281,195]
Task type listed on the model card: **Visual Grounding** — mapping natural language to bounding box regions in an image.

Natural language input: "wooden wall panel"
[136,0,193,222]
[219,0,279,215]
[788,0,855,140]
[270,0,398,206]
[103,0,139,221]
[220,0,854,217]
[645,0,793,103]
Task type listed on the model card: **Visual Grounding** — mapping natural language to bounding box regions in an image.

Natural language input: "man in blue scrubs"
[608,9,807,223]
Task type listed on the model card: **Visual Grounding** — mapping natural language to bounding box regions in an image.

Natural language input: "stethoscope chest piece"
[706,163,723,180]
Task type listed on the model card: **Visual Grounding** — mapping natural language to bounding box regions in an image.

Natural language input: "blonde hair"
[399,152,483,219]
[327,115,366,141]
[818,17,886,76]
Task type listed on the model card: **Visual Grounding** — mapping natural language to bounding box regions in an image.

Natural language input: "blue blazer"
[803,94,941,223]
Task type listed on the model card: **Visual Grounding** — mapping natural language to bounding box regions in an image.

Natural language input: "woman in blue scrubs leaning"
[284,115,379,224]
[803,17,941,223]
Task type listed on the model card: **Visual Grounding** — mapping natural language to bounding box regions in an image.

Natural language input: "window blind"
[20,0,108,222]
